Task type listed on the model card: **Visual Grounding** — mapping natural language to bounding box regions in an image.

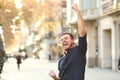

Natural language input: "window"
[81,0,96,10]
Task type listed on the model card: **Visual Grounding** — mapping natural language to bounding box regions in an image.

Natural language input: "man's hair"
[60,32,74,39]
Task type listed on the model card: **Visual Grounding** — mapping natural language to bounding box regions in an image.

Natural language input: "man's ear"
[72,39,74,43]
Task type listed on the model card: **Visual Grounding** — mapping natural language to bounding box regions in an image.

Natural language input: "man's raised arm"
[72,4,86,37]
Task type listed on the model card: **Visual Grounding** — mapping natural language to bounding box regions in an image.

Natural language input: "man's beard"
[64,43,74,52]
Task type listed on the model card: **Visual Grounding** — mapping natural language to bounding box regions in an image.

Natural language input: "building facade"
[66,0,120,71]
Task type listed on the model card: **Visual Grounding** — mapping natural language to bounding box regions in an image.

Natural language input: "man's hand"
[49,70,59,80]
[72,4,79,13]
[49,70,56,78]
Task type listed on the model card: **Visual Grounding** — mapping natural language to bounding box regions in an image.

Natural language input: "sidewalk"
[85,68,120,80]
[0,58,120,80]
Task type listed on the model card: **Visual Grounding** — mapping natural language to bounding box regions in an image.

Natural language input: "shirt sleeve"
[78,34,87,54]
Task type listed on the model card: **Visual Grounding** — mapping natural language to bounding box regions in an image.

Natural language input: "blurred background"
[0,0,120,74]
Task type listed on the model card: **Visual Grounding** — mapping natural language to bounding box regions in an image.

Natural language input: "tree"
[0,0,62,52]
[0,0,19,51]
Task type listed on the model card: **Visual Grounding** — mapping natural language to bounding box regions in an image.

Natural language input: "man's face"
[60,34,74,51]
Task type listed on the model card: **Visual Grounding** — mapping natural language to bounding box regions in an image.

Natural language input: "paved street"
[0,58,120,80]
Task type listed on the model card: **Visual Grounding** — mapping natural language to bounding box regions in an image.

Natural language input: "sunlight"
[15,0,22,9]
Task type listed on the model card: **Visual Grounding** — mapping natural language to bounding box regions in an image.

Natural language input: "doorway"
[103,29,112,68]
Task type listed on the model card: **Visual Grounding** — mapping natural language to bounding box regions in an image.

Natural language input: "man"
[49,4,87,80]
[16,54,22,70]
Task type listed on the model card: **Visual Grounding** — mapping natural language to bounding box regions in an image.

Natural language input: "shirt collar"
[64,48,73,56]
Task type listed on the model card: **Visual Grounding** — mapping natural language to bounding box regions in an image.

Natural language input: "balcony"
[81,8,102,20]
[102,0,120,15]
[69,8,102,25]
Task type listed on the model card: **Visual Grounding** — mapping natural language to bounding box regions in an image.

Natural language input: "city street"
[0,1,120,80]
[0,58,120,80]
